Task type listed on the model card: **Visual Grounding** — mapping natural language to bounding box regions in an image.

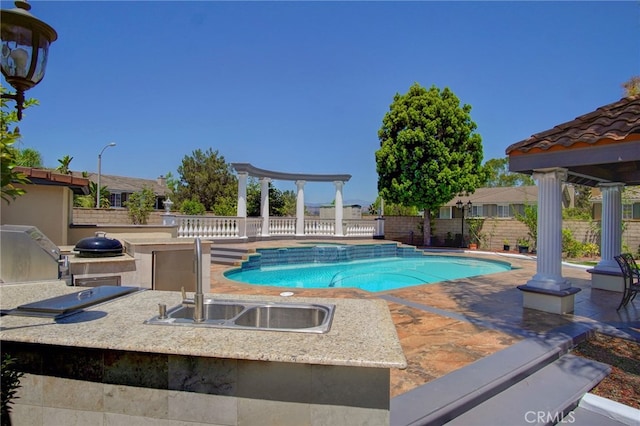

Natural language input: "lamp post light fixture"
[456,199,473,248]
[1,0,57,120]
[97,143,116,208]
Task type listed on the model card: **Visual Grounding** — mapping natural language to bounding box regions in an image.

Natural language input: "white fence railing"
[174,215,377,239]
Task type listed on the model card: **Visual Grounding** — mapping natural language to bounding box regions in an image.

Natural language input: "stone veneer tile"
[43,376,104,411]
[311,365,389,409]
[237,399,310,426]
[11,403,43,426]
[43,345,103,382]
[103,384,168,418]
[105,412,211,426]
[41,406,104,426]
[237,360,311,402]
[104,351,168,389]
[168,356,236,395]
[168,390,237,425]
[310,405,389,426]
[15,373,43,405]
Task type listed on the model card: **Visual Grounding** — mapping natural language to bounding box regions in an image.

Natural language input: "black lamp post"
[1,0,57,120]
[456,199,473,248]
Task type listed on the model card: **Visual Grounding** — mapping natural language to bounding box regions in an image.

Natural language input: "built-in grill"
[74,233,123,258]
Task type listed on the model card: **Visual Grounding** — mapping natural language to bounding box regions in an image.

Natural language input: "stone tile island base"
[4,342,390,426]
[588,269,624,293]
[517,285,581,315]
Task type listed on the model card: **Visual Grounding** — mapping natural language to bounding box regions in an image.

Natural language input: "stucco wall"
[73,208,166,225]
[1,185,72,246]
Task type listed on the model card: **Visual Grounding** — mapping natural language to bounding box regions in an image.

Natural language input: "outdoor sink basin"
[145,299,335,334]
[233,305,330,330]
[164,301,245,322]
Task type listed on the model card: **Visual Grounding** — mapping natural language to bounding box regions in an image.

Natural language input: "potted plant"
[503,239,510,251]
[517,237,529,254]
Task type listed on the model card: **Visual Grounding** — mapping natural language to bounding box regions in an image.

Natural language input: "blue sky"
[8,1,640,204]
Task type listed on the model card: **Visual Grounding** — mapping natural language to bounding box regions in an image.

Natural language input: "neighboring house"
[81,173,170,209]
[2,167,89,245]
[437,185,577,219]
[591,186,640,220]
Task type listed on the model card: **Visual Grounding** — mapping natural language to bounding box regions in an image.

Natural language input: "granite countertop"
[0,281,407,369]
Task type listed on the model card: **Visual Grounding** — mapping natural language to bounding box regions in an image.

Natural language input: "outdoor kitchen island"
[0,281,406,426]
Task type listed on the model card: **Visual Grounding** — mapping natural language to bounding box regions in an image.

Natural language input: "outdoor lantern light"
[1,0,57,120]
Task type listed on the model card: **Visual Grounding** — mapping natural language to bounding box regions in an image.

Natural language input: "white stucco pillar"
[296,180,306,236]
[236,172,248,218]
[594,183,624,272]
[518,168,579,314]
[334,181,344,237]
[260,177,271,236]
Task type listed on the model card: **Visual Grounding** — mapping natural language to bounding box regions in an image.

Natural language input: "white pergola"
[231,163,352,237]
[506,95,640,314]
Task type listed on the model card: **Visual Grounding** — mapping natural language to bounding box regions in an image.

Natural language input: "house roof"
[442,186,538,206]
[506,95,640,187]
[16,167,90,195]
[590,185,640,202]
[81,173,169,196]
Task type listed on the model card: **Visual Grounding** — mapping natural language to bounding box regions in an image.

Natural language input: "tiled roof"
[15,167,90,195]
[506,95,640,154]
[443,186,538,206]
[78,173,169,196]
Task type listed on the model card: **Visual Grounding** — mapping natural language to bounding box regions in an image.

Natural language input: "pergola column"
[595,183,624,272]
[518,168,579,314]
[334,181,344,237]
[260,177,271,237]
[236,172,248,238]
[295,180,306,236]
[237,172,248,217]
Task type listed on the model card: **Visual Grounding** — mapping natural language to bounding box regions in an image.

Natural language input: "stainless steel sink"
[233,305,330,330]
[145,299,335,333]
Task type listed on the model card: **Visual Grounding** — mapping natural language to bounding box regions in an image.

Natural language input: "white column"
[595,183,624,272]
[296,180,306,236]
[236,172,248,218]
[334,181,344,237]
[526,168,571,291]
[260,177,271,236]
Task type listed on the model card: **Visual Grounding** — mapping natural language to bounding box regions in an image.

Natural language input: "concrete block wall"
[73,208,165,225]
[382,216,640,254]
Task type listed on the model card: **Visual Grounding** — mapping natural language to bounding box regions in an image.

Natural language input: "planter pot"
[469,243,477,250]
[503,245,510,251]
[518,245,529,254]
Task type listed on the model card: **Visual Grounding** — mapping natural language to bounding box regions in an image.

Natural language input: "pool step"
[211,246,251,266]
[390,324,616,425]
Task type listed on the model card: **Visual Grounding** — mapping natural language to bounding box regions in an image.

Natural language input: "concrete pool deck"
[208,239,640,399]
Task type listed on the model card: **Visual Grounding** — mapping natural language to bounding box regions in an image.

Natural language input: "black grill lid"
[74,233,123,256]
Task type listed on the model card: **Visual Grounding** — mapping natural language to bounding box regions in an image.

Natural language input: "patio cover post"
[334,181,344,237]
[594,183,624,272]
[296,180,305,236]
[260,177,271,237]
[518,168,579,314]
[237,172,248,237]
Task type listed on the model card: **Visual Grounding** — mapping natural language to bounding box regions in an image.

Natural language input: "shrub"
[180,199,206,215]
[124,186,156,224]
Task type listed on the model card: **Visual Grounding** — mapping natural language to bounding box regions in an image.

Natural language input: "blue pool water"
[224,253,511,292]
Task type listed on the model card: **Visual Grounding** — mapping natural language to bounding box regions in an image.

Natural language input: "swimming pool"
[224,245,511,292]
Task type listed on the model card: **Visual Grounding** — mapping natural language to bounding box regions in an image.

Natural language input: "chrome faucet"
[193,237,204,322]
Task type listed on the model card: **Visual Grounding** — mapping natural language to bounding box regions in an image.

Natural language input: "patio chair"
[613,254,640,310]
[621,252,640,279]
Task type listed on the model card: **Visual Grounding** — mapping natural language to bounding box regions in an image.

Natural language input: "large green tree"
[376,83,485,245]
[482,157,534,187]
[175,148,237,213]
